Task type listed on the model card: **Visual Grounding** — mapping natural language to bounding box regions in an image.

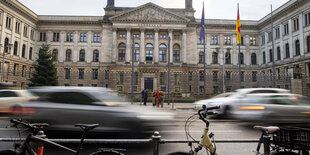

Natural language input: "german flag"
[236,4,241,45]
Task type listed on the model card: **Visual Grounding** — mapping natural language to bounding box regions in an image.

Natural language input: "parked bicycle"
[0,119,126,155]
[254,125,310,155]
[167,105,220,155]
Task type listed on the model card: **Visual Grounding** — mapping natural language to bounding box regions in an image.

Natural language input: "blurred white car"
[231,93,310,124]
[0,90,38,114]
[193,88,290,118]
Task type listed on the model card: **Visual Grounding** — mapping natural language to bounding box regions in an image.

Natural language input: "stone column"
[73,31,78,62]
[125,28,131,63]
[140,28,145,63]
[154,28,159,63]
[112,28,117,63]
[59,31,65,63]
[288,19,293,57]
[182,29,187,64]
[298,13,304,56]
[169,29,173,63]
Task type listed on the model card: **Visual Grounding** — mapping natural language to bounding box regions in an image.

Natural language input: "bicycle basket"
[273,127,310,150]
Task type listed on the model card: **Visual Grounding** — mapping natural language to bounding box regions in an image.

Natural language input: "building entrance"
[144,78,153,91]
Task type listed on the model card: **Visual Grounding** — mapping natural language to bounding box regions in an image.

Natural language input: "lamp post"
[222,50,225,93]
[1,43,13,82]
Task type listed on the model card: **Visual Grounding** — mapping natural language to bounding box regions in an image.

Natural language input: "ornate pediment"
[109,3,190,23]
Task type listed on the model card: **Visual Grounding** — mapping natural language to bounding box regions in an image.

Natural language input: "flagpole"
[203,28,206,99]
[271,4,276,88]
[237,3,241,89]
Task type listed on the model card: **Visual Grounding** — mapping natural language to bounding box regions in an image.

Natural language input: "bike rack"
[0,131,260,155]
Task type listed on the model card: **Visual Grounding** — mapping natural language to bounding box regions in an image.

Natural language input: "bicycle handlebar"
[206,105,220,111]
[198,105,220,127]
[10,119,48,133]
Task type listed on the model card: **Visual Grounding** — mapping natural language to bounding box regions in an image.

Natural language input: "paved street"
[0,103,261,155]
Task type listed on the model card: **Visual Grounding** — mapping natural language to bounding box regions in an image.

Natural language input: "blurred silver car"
[20,87,174,137]
[193,88,289,118]
[231,93,310,124]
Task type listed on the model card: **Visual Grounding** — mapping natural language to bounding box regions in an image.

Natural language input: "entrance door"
[144,78,153,91]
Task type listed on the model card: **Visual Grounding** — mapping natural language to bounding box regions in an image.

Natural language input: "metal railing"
[0,131,260,155]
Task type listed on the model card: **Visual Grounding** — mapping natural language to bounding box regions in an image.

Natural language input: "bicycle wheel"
[89,150,124,155]
[166,152,190,155]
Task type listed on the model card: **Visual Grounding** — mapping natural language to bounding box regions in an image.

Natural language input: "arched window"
[13,41,18,56]
[173,44,180,63]
[199,52,204,64]
[22,44,26,58]
[93,50,99,62]
[52,49,58,61]
[251,53,257,65]
[239,53,244,64]
[285,43,290,58]
[263,52,266,64]
[79,49,85,62]
[4,38,9,53]
[277,46,281,60]
[225,52,231,64]
[295,40,300,56]
[145,43,153,61]
[212,52,218,64]
[269,49,273,62]
[65,49,72,61]
[134,43,139,61]
[159,44,167,62]
[118,43,126,61]
[307,36,310,53]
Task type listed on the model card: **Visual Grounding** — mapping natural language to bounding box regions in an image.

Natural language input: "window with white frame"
[261,35,265,45]
[224,36,231,45]
[80,33,87,42]
[250,37,256,46]
[275,27,280,39]
[284,23,289,35]
[53,32,59,42]
[66,33,73,42]
[293,18,299,31]
[211,35,218,45]
[15,21,20,33]
[6,16,12,29]
[305,12,310,26]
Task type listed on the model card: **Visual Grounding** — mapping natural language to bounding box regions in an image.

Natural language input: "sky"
[18,0,289,20]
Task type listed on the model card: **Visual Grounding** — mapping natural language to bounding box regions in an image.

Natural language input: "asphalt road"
[0,107,262,155]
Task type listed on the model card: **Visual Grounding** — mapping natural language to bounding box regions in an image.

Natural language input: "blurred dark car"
[20,87,174,137]
[231,93,310,124]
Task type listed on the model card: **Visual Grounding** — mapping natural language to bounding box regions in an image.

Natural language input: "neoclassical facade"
[0,0,310,96]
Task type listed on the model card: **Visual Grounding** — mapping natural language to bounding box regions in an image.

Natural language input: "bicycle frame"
[195,127,217,155]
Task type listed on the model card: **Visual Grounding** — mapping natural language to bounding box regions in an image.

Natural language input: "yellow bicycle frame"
[195,127,217,155]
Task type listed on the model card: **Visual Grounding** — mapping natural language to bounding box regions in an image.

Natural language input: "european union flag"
[199,3,205,42]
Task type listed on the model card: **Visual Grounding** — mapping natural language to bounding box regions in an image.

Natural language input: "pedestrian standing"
[153,89,164,108]
[141,89,148,106]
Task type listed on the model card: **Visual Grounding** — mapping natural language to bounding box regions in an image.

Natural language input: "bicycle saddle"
[254,126,280,134]
[75,124,99,130]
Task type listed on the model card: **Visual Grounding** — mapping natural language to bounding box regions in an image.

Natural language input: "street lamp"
[1,43,13,82]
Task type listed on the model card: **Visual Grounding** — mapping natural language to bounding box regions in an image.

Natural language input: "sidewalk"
[133,102,195,110]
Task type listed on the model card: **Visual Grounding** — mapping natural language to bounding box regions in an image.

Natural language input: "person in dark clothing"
[141,89,148,106]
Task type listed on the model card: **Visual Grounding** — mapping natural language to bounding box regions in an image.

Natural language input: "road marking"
[160,130,242,133]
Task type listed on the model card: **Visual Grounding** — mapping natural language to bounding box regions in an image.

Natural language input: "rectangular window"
[160,72,166,85]
[241,36,244,45]
[293,18,299,31]
[13,64,18,76]
[268,32,272,42]
[92,69,98,80]
[307,63,310,77]
[275,27,280,39]
[22,65,26,77]
[23,26,28,37]
[53,32,59,42]
[15,22,20,33]
[118,72,124,85]
[146,34,153,39]
[174,74,180,85]
[213,86,219,95]
[241,71,244,82]
[261,35,265,45]
[199,71,204,81]
[30,29,34,40]
[160,34,167,39]
[224,36,231,45]
[80,33,87,42]
[65,68,70,79]
[66,33,73,42]
[226,71,231,80]
[29,47,33,60]
[29,67,33,78]
[6,16,11,29]
[134,72,138,85]
[93,33,100,42]
[133,34,140,38]
[104,70,109,80]
[40,32,46,41]
[213,71,218,82]
[250,37,256,46]
[211,35,218,45]
[252,71,257,82]
[173,34,180,40]
[119,34,126,38]
[78,69,84,79]
[277,68,281,80]
[284,23,289,35]
[305,12,310,26]
[188,71,192,81]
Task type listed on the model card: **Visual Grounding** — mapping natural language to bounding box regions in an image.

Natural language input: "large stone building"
[0,0,310,96]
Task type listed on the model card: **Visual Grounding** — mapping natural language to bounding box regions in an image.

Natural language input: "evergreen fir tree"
[28,44,58,86]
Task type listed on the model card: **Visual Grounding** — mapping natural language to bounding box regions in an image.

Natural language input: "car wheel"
[222,106,231,119]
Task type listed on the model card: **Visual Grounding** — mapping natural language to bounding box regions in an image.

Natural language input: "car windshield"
[23,90,35,97]
[90,91,128,104]
[212,93,233,99]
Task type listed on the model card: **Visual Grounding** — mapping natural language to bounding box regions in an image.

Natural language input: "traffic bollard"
[152,131,161,155]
